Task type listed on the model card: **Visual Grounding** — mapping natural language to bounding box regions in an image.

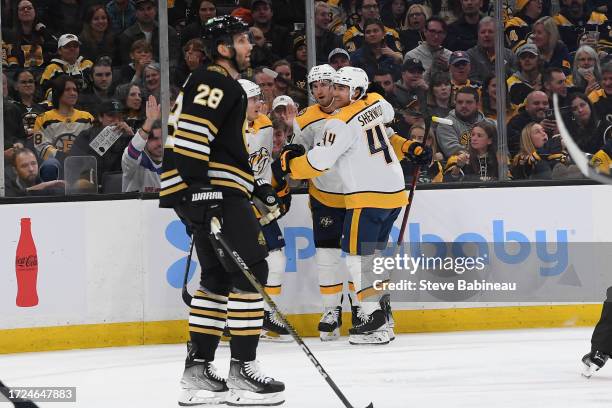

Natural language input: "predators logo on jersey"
[249,147,271,178]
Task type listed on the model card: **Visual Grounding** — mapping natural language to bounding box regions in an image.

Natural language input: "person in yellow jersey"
[274,67,431,345]
[239,78,292,342]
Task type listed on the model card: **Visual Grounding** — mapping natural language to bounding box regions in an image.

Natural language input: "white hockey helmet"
[332,66,369,101]
[307,64,336,87]
[238,79,262,99]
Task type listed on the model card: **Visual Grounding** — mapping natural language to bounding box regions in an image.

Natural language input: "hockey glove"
[174,184,223,235]
[275,178,292,216]
[271,144,306,180]
[252,179,282,226]
[403,141,432,166]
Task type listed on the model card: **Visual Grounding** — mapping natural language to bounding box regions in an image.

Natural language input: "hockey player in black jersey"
[159,16,285,406]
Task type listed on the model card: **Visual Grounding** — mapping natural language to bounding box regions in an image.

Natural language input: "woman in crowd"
[567,92,612,154]
[114,82,144,133]
[399,3,429,53]
[572,45,602,95]
[175,38,206,85]
[12,68,47,139]
[481,75,506,121]
[445,121,503,182]
[79,5,117,63]
[350,19,402,80]
[427,71,452,118]
[4,0,55,73]
[382,0,408,30]
[532,16,571,76]
[181,0,216,46]
[510,122,552,180]
[143,62,161,101]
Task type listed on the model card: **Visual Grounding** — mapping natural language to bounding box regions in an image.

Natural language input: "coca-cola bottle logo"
[16,255,38,267]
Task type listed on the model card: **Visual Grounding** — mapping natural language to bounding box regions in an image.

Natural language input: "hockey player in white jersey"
[274,67,431,344]
[289,64,357,341]
[239,78,292,342]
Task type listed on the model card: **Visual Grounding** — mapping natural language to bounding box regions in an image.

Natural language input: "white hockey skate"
[348,309,390,345]
[226,358,285,406]
[581,351,609,378]
[318,306,342,341]
[260,311,292,343]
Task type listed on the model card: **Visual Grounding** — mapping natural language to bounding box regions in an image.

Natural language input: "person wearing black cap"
[69,99,135,190]
[159,16,285,406]
[117,0,180,69]
[394,58,428,109]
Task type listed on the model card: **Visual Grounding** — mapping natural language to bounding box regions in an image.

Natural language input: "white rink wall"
[0,185,610,332]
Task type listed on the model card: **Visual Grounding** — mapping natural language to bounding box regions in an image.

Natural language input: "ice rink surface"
[1,327,611,408]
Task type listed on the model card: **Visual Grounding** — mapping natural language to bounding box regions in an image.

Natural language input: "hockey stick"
[181,238,195,306]
[397,166,420,244]
[554,93,612,184]
[0,381,39,407]
[209,218,373,408]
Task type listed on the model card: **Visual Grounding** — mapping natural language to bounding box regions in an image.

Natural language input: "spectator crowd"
[2,0,612,196]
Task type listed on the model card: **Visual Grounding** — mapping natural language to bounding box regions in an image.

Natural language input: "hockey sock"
[263,250,286,312]
[316,248,344,309]
[228,290,264,361]
[188,289,228,361]
[346,254,382,313]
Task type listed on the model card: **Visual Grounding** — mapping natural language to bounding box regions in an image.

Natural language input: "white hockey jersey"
[246,114,274,183]
[292,104,345,208]
[289,93,408,209]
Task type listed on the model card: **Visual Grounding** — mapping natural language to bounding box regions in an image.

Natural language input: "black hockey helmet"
[202,15,250,61]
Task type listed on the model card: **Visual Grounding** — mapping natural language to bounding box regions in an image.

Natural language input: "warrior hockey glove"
[403,141,432,166]
[271,144,306,180]
[275,179,292,216]
[175,184,223,235]
[253,179,282,226]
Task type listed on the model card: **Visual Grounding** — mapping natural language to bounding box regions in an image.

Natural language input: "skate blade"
[388,326,396,341]
[260,330,292,343]
[319,328,340,342]
[581,361,599,378]
[225,389,284,406]
[349,330,390,345]
[178,388,227,406]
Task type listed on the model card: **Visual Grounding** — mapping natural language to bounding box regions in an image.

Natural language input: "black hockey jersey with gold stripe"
[159,64,253,208]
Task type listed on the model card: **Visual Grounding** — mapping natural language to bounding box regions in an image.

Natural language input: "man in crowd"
[78,58,114,113]
[507,90,556,157]
[250,0,290,57]
[553,0,611,53]
[542,67,570,107]
[314,1,343,64]
[437,87,494,158]
[5,147,65,196]
[404,17,452,80]
[40,34,93,99]
[118,0,180,68]
[507,43,541,111]
[445,0,483,51]
[448,51,482,99]
[328,48,350,70]
[467,16,516,83]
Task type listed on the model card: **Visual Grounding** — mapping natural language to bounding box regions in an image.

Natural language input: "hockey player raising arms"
[274,67,431,345]
[159,16,285,406]
[239,78,292,342]
[289,64,357,341]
